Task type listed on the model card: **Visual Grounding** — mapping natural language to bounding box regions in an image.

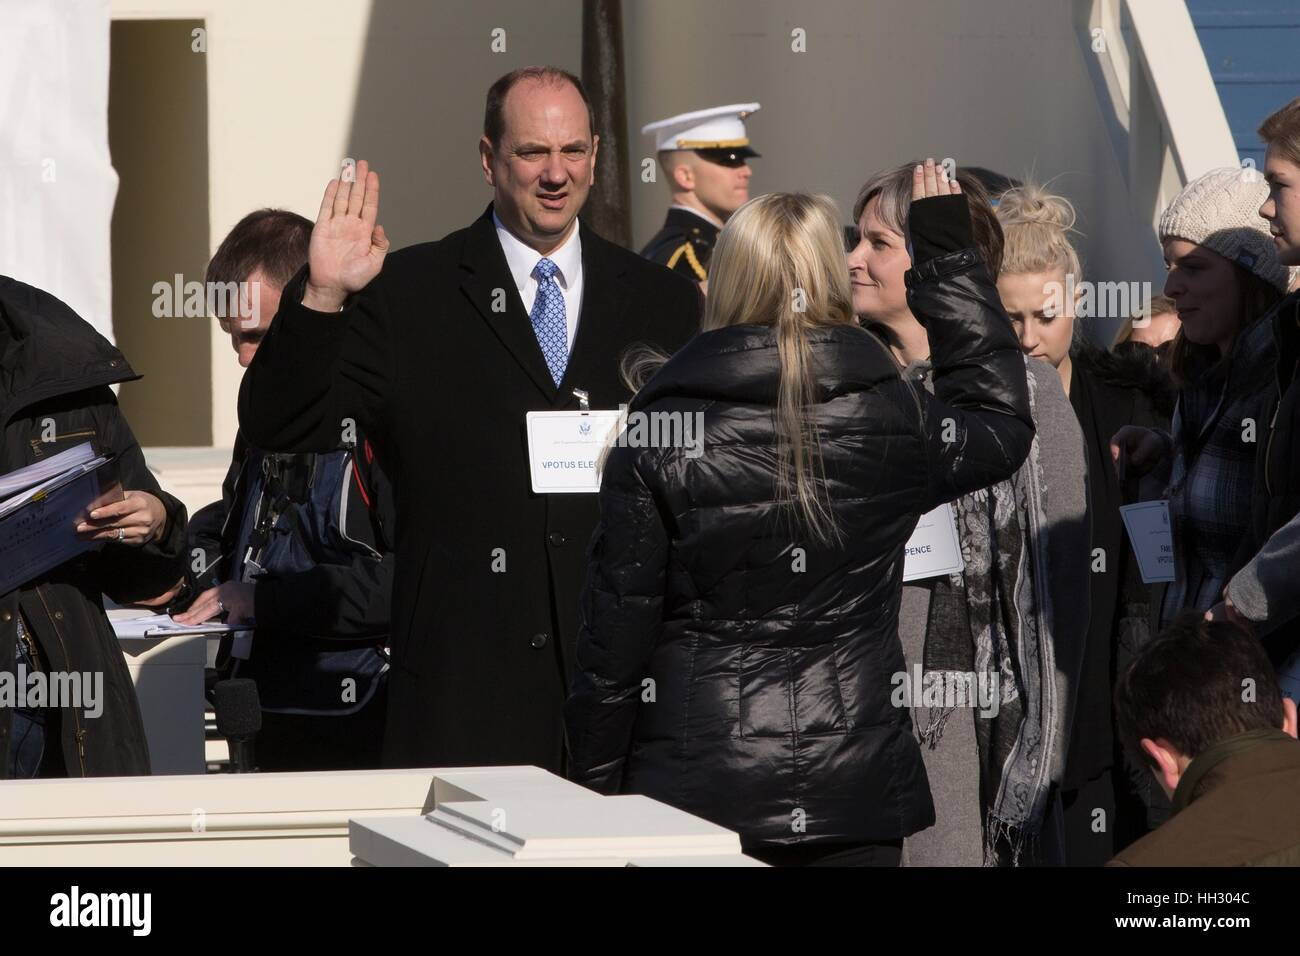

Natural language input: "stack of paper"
[110,612,236,638]
[0,443,101,516]
[0,442,124,595]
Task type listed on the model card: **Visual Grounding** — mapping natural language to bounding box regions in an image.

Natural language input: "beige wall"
[624,0,1161,293]
[109,0,1166,450]
[113,0,379,448]
[109,18,212,445]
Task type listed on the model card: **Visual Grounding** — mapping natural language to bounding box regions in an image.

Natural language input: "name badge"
[1119,500,1176,583]
[525,410,624,494]
[902,502,965,582]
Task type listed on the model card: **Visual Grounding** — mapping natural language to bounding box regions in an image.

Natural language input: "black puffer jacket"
[0,276,188,778]
[565,196,1035,849]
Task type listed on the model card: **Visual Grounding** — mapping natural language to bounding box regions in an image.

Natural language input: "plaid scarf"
[918,364,1059,866]
[1163,317,1277,623]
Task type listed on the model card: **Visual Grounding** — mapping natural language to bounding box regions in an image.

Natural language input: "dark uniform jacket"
[0,276,188,778]
[566,195,1035,849]
[238,205,700,772]
[1109,729,1300,866]
[640,207,719,281]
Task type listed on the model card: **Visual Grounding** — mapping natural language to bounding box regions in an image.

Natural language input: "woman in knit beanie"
[995,182,1173,865]
[1112,166,1289,630]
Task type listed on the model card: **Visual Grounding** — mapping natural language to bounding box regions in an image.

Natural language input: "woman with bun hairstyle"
[848,164,1089,866]
[1111,167,1288,629]
[566,164,1035,866]
[995,183,1173,864]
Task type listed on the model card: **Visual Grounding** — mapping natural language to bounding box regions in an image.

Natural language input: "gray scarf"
[912,359,1060,865]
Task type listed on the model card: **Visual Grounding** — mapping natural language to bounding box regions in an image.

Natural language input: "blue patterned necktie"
[529,257,568,387]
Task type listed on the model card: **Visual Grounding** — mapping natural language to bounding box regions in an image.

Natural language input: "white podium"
[118,632,207,774]
[107,606,212,774]
[0,766,762,867]
[350,766,763,866]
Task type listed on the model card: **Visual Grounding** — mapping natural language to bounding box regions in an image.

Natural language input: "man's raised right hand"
[303,159,390,312]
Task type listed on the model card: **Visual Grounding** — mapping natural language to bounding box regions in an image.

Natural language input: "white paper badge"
[525,410,624,493]
[1120,499,1176,584]
[903,502,965,582]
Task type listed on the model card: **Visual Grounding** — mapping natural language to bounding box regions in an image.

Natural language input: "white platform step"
[350,766,760,866]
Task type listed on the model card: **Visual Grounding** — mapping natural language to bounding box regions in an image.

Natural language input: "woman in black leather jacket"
[565,161,1034,865]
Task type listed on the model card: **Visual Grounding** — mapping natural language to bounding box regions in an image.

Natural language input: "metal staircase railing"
[1080,0,1239,238]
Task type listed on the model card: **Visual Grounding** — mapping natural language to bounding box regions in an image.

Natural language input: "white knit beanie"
[1158,166,1290,292]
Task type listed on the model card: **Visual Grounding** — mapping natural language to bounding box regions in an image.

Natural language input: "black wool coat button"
[530,633,549,649]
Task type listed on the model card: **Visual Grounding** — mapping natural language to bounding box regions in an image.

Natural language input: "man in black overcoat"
[239,66,701,772]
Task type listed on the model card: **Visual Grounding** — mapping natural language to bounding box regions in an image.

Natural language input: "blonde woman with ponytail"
[566,161,1035,866]
[996,182,1173,866]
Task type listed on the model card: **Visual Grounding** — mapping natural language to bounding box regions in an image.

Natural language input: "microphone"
[214,678,262,773]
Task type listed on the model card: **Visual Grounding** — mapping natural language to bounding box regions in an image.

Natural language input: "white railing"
[1082,0,1239,234]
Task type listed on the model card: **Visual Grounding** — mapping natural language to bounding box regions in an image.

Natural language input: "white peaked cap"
[641,103,762,153]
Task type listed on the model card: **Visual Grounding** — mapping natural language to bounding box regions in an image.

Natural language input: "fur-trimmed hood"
[1074,340,1176,420]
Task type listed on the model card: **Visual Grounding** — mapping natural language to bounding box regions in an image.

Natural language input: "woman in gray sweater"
[848,163,1090,866]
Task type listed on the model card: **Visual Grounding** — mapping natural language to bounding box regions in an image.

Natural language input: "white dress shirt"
[493,211,583,356]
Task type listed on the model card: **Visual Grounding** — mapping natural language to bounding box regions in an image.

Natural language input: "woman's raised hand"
[912,157,962,201]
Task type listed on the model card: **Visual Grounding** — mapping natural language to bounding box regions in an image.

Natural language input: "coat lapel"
[459,205,559,401]
[560,222,632,399]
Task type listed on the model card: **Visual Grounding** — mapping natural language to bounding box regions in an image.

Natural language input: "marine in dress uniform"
[640,103,761,281]
[641,207,719,282]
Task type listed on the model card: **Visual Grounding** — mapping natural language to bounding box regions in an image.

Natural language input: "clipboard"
[0,453,125,595]
[111,613,238,639]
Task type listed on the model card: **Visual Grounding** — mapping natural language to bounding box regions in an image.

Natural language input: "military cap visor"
[693,145,759,166]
